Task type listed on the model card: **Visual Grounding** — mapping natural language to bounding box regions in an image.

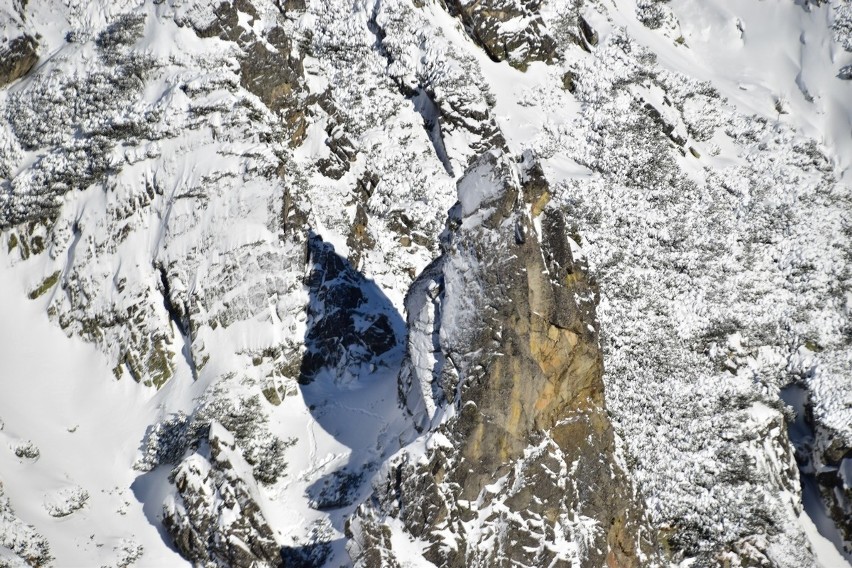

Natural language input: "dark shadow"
[280,540,337,568]
[157,265,197,379]
[409,88,455,177]
[297,233,409,558]
[298,233,404,387]
[130,468,184,555]
[793,0,820,12]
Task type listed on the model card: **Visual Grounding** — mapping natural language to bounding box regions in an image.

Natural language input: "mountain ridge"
[0,0,850,566]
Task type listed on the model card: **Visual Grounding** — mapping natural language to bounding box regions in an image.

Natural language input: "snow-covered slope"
[0,0,850,566]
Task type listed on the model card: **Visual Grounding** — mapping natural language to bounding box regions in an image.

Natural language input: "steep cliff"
[349,149,658,567]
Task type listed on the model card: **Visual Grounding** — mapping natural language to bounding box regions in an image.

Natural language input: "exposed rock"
[308,468,365,510]
[280,521,333,568]
[643,101,687,146]
[444,0,556,69]
[136,386,293,486]
[239,28,304,113]
[346,510,401,568]
[299,234,402,384]
[346,202,375,269]
[184,0,252,41]
[183,1,306,115]
[0,34,38,89]
[561,70,577,93]
[1,1,849,566]
[351,149,658,567]
[577,15,598,47]
[162,422,282,568]
[784,384,852,556]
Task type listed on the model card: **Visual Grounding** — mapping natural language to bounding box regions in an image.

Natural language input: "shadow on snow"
[287,232,410,566]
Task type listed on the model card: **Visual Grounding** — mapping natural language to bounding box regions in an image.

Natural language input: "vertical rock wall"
[350,149,659,567]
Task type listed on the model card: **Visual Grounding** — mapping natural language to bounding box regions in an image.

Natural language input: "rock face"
[300,235,402,384]
[0,34,38,89]
[162,422,282,568]
[444,0,556,68]
[180,0,306,115]
[785,383,852,559]
[350,149,658,567]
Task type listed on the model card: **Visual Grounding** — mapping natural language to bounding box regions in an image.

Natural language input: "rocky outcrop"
[299,234,402,384]
[0,34,38,89]
[181,0,306,118]
[3,1,848,566]
[821,452,852,552]
[370,0,507,174]
[350,149,658,567]
[163,422,282,568]
[444,0,556,69]
[785,383,852,556]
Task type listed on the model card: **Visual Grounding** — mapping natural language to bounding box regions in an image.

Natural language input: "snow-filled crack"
[366,0,454,176]
[157,265,196,380]
[781,384,852,563]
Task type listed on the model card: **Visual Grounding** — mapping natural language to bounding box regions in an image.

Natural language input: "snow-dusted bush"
[546,18,848,563]
[43,486,89,517]
[833,0,852,51]
[12,440,39,460]
[0,483,52,566]
[137,390,294,485]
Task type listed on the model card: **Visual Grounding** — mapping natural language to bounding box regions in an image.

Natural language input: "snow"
[667,0,852,173]
[841,458,852,490]
[457,151,503,217]
[0,251,189,567]
[800,511,852,568]
[800,474,852,568]
[1,0,851,565]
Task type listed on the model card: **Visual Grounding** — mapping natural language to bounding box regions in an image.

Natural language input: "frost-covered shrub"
[307,468,364,510]
[280,519,334,568]
[137,392,293,485]
[44,486,89,517]
[198,394,294,484]
[0,483,52,566]
[96,13,146,64]
[112,539,144,568]
[3,10,155,228]
[545,16,849,563]
[12,440,39,460]
[6,73,74,150]
[134,411,192,472]
[636,0,670,29]
[7,63,150,150]
[833,0,852,51]
[543,0,584,48]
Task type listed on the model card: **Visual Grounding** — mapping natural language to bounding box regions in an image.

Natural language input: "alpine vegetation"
[0,0,850,567]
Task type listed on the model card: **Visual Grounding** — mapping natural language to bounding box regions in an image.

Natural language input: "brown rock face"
[443,0,556,69]
[187,1,305,116]
[0,34,38,88]
[352,150,659,567]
